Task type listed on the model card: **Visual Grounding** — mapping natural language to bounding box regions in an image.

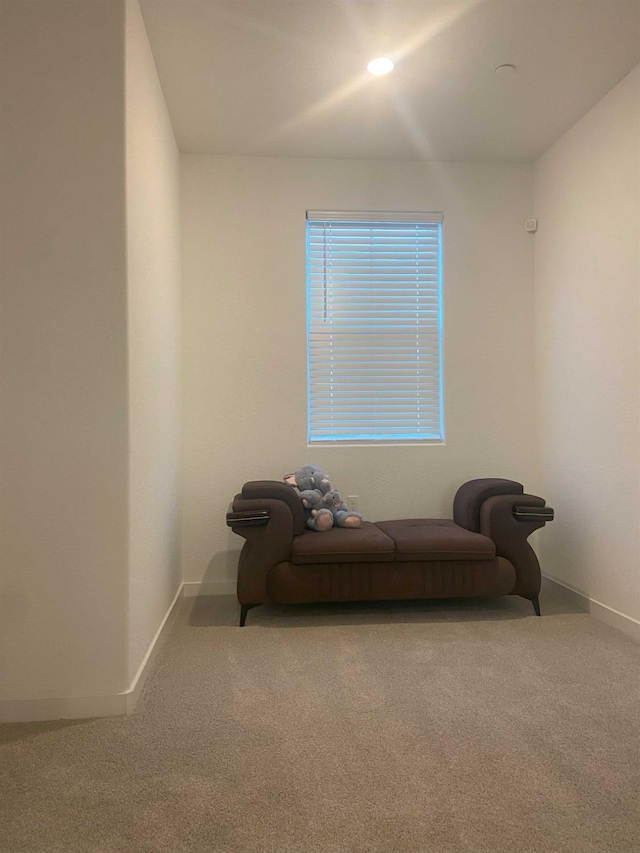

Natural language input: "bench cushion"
[375,519,495,561]
[291,522,395,565]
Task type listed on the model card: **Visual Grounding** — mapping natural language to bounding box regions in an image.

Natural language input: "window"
[306,210,443,444]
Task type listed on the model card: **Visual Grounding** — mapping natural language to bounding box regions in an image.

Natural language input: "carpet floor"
[1,591,640,853]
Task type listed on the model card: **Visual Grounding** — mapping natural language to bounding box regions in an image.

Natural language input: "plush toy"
[284,465,362,531]
[284,464,331,494]
[320,489,362,528]
[298,488,334,532]
[285,466,334,531]
[298,489,323,511]
[306,505,335,532]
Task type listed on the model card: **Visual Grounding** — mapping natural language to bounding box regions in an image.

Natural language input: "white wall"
[534,65,640,625]
[181,155,537,588]
[0,0,129,702]
[0,0,184,719]
[125,0,182,683]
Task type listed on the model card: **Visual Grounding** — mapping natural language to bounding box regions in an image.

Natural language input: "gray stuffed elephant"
[319,489,362,528]
[285,465,362,532]
[284,464,331,494]
[298,488,334,532]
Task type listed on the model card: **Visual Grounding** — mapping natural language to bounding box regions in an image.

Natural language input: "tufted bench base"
[267,557,516,604]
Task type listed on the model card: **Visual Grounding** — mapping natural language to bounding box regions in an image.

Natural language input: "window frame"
[305,210,444,446]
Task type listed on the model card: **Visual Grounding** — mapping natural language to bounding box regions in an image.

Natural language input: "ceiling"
[139,0,640,162]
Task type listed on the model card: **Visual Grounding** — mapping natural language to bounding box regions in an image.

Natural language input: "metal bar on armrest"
[513,506,554,522]
[226,509,270,528]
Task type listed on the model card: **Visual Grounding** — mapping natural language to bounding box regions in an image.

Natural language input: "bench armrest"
[453,478,524,532]
[240,480,306,534]
[228,496,296,605]
[513,505,554,522]
[480,494,553,599]
[226,509,270,528]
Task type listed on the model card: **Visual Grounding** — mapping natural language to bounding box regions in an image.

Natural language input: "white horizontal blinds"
[307,211,443,443]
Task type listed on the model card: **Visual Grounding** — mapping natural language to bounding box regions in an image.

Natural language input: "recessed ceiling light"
[495,63,516,76]
[367,57,394,76]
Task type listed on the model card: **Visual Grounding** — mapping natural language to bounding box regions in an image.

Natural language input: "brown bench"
[226,478,554,626]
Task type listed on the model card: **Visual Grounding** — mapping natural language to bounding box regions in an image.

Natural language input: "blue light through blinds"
[306,211,443,443]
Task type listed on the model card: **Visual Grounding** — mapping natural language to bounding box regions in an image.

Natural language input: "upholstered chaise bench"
[226,478,554,626]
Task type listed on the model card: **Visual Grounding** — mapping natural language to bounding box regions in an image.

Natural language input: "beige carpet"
[2,591,640,853]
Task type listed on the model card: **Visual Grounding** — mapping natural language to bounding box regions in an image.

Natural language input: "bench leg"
[240,603,260,627]
[532,596,541,617]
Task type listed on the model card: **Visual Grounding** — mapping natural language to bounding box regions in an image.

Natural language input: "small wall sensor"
[525,219,538,233]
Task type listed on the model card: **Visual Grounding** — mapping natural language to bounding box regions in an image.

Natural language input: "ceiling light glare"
[367,57,394,76]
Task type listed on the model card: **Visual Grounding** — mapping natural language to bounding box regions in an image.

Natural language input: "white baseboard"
[542,574,640,643]
[124,581,184,714]
[0,693,129,724]
[182,580,236,597]
[0,583,184,724]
